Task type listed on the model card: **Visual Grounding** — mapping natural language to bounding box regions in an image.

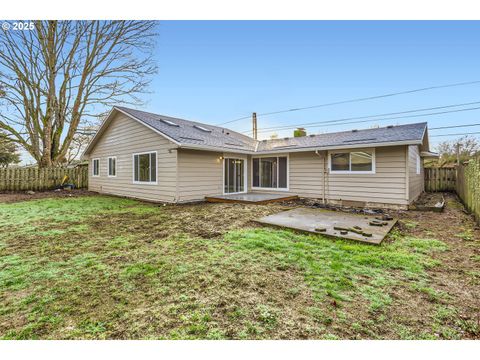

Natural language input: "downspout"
[405,146,410,205]
[169,147,179,203]
[315,150,327,205]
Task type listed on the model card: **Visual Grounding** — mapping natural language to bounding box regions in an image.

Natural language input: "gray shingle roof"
[256,122,427,152]
[113,106,427,153]
[115,106,257,152]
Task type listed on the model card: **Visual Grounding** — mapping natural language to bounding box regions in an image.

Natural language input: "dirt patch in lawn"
[0,189,96,203]
[90,201,290,240]
[390,193,480,339]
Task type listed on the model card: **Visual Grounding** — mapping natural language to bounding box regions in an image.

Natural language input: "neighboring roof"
[420,151,439,158]
[83,106,429,156]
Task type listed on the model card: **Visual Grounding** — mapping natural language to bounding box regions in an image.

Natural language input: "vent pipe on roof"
[252,112,258,140]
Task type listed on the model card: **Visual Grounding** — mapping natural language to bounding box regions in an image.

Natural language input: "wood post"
[252,112,257,140]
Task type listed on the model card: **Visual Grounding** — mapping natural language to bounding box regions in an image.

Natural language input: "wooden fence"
[0,166,88,191]
[456,158,480,224]
[424,167,457,192]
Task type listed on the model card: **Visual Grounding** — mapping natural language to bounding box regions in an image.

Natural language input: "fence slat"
[424,167,457,192]
[455,158,480,225]
[0,166,88,191]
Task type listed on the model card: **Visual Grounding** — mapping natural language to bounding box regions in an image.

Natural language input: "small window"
[92,158,100,176]
[133,152,157,184]
[108,157,116,177]
[330,150,375,174]
[416,153,421,175]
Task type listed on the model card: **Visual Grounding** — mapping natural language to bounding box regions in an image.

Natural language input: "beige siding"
[87,112,177,202]
[87,112,413,209]
[408,144,424,202]
[251,146,409,207]
[177,149,223,202]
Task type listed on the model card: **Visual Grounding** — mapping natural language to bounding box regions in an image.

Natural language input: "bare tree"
[0,20,157,167]
[66,126,97,165]
[434,135,480,166]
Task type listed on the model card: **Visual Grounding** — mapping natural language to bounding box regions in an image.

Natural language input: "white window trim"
[222,156,248,195]
[416,153,421,175]
[108,156,117,177]
[132,151,158,185]
[328,149,376,175]
[92,158,100,177]
[251,154,289,191]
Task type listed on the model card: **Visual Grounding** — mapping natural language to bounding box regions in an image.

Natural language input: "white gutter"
[179,139,423,155]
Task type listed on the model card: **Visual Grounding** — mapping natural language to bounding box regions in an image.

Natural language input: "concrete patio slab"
[256,207,397,244]
[205,193,298,204]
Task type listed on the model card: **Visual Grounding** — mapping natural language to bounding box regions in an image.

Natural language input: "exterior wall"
[250,145,409,208]
[408,144,424,203]
[176,149,223,202]
[87,112,177,202]
[87,112,414,209]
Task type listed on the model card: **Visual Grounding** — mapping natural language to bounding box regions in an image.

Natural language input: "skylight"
[180,136,204,142]
[225,142,244,147]
[160,119,179,127]
[342,138,376,143]
[193,125,212,132]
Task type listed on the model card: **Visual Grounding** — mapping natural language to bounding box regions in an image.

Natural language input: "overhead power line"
[252,104,480,135]
[244,100,480,134]
[431,131,480,137]
[430,123,480,130]
[215,80,480,126]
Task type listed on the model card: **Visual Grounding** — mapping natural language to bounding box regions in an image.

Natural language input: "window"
[92,158,99,176]
[252,156,288,190]
[416,153,421,175]
[133,152,157,184]
[108,157,116,177]
[330,150,375,174]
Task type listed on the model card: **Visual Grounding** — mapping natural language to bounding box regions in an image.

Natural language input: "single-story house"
[82,106,436,209]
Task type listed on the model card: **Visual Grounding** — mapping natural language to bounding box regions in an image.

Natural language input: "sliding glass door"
[224,158,246,194]
[252,156,288,190]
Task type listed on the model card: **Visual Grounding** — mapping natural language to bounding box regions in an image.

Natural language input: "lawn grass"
[0,195,476,339]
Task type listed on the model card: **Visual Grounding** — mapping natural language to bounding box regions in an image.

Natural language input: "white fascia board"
[180,139,422,155]
[254,139,423,155]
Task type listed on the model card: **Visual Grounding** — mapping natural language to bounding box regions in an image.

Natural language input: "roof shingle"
[114,106,427,153]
